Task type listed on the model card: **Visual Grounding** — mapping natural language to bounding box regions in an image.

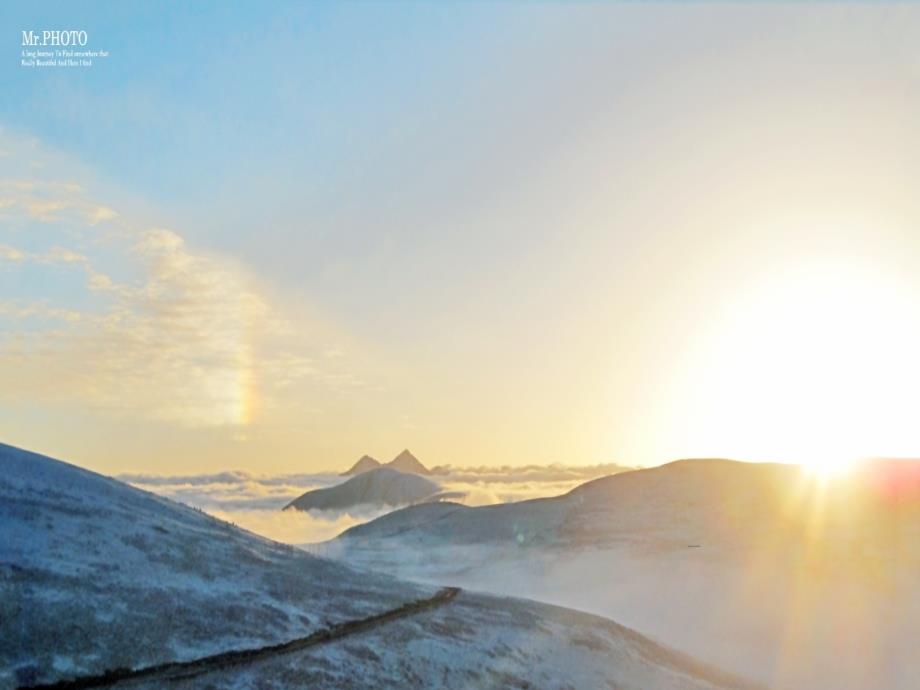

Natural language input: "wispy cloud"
[0,133,353,429]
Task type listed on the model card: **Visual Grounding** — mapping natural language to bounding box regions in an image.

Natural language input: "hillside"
[0,442,758,690]
[0,442,431,688]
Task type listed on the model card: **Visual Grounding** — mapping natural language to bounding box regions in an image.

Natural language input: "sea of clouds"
[121,463,630,544]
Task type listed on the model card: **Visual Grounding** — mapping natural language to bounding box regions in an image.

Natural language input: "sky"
[2,1,919,475]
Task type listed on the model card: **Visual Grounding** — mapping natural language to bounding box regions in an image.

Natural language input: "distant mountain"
[384,448,430,475]
[0,442,753,690]
[341,454,382,476]
[284,467,440,512]
[340,450,430,476]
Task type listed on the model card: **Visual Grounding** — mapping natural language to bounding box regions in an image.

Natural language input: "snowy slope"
[283,467,440,512]
[332,459,920,690]
[0,442,432,688]
[165,591,760,690]
[1,443,756,690]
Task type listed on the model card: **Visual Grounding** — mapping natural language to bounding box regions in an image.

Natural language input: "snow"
[165,591,758,690]
[283,467,441,512]
[0,442,431,688]
[1,442,757,690]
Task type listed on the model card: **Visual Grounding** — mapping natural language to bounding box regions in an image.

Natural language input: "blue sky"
[4,2,567,322]
[2,2,920,473]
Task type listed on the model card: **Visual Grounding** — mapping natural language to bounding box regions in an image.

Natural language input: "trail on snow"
[19,587,462,690]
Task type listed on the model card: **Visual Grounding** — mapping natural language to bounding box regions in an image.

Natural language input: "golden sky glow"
[2,3,919,474]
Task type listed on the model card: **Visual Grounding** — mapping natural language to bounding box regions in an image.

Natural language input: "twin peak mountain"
[342,449,430,476]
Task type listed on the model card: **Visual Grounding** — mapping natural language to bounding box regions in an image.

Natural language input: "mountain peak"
[385,449,429,475]
[341,454,382,476]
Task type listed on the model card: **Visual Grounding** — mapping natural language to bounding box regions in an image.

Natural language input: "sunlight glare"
[668,260,920,465]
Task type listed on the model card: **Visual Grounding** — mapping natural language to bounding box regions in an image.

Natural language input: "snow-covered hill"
[0,442,431,688]
[0,443,756,690]
[284,467,440,512]
[331,459,920,690]
[164,591,760,690]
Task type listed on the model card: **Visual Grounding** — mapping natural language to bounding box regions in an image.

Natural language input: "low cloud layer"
[123,463,630,544]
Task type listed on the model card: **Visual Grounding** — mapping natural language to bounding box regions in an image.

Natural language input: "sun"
[661,261,920,466]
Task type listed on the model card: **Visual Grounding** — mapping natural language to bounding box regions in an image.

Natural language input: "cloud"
[0,133,355,429]
[123,463,631,544]
[210,507,390,545]
[124,470,391,543]
[0,243,25,261]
